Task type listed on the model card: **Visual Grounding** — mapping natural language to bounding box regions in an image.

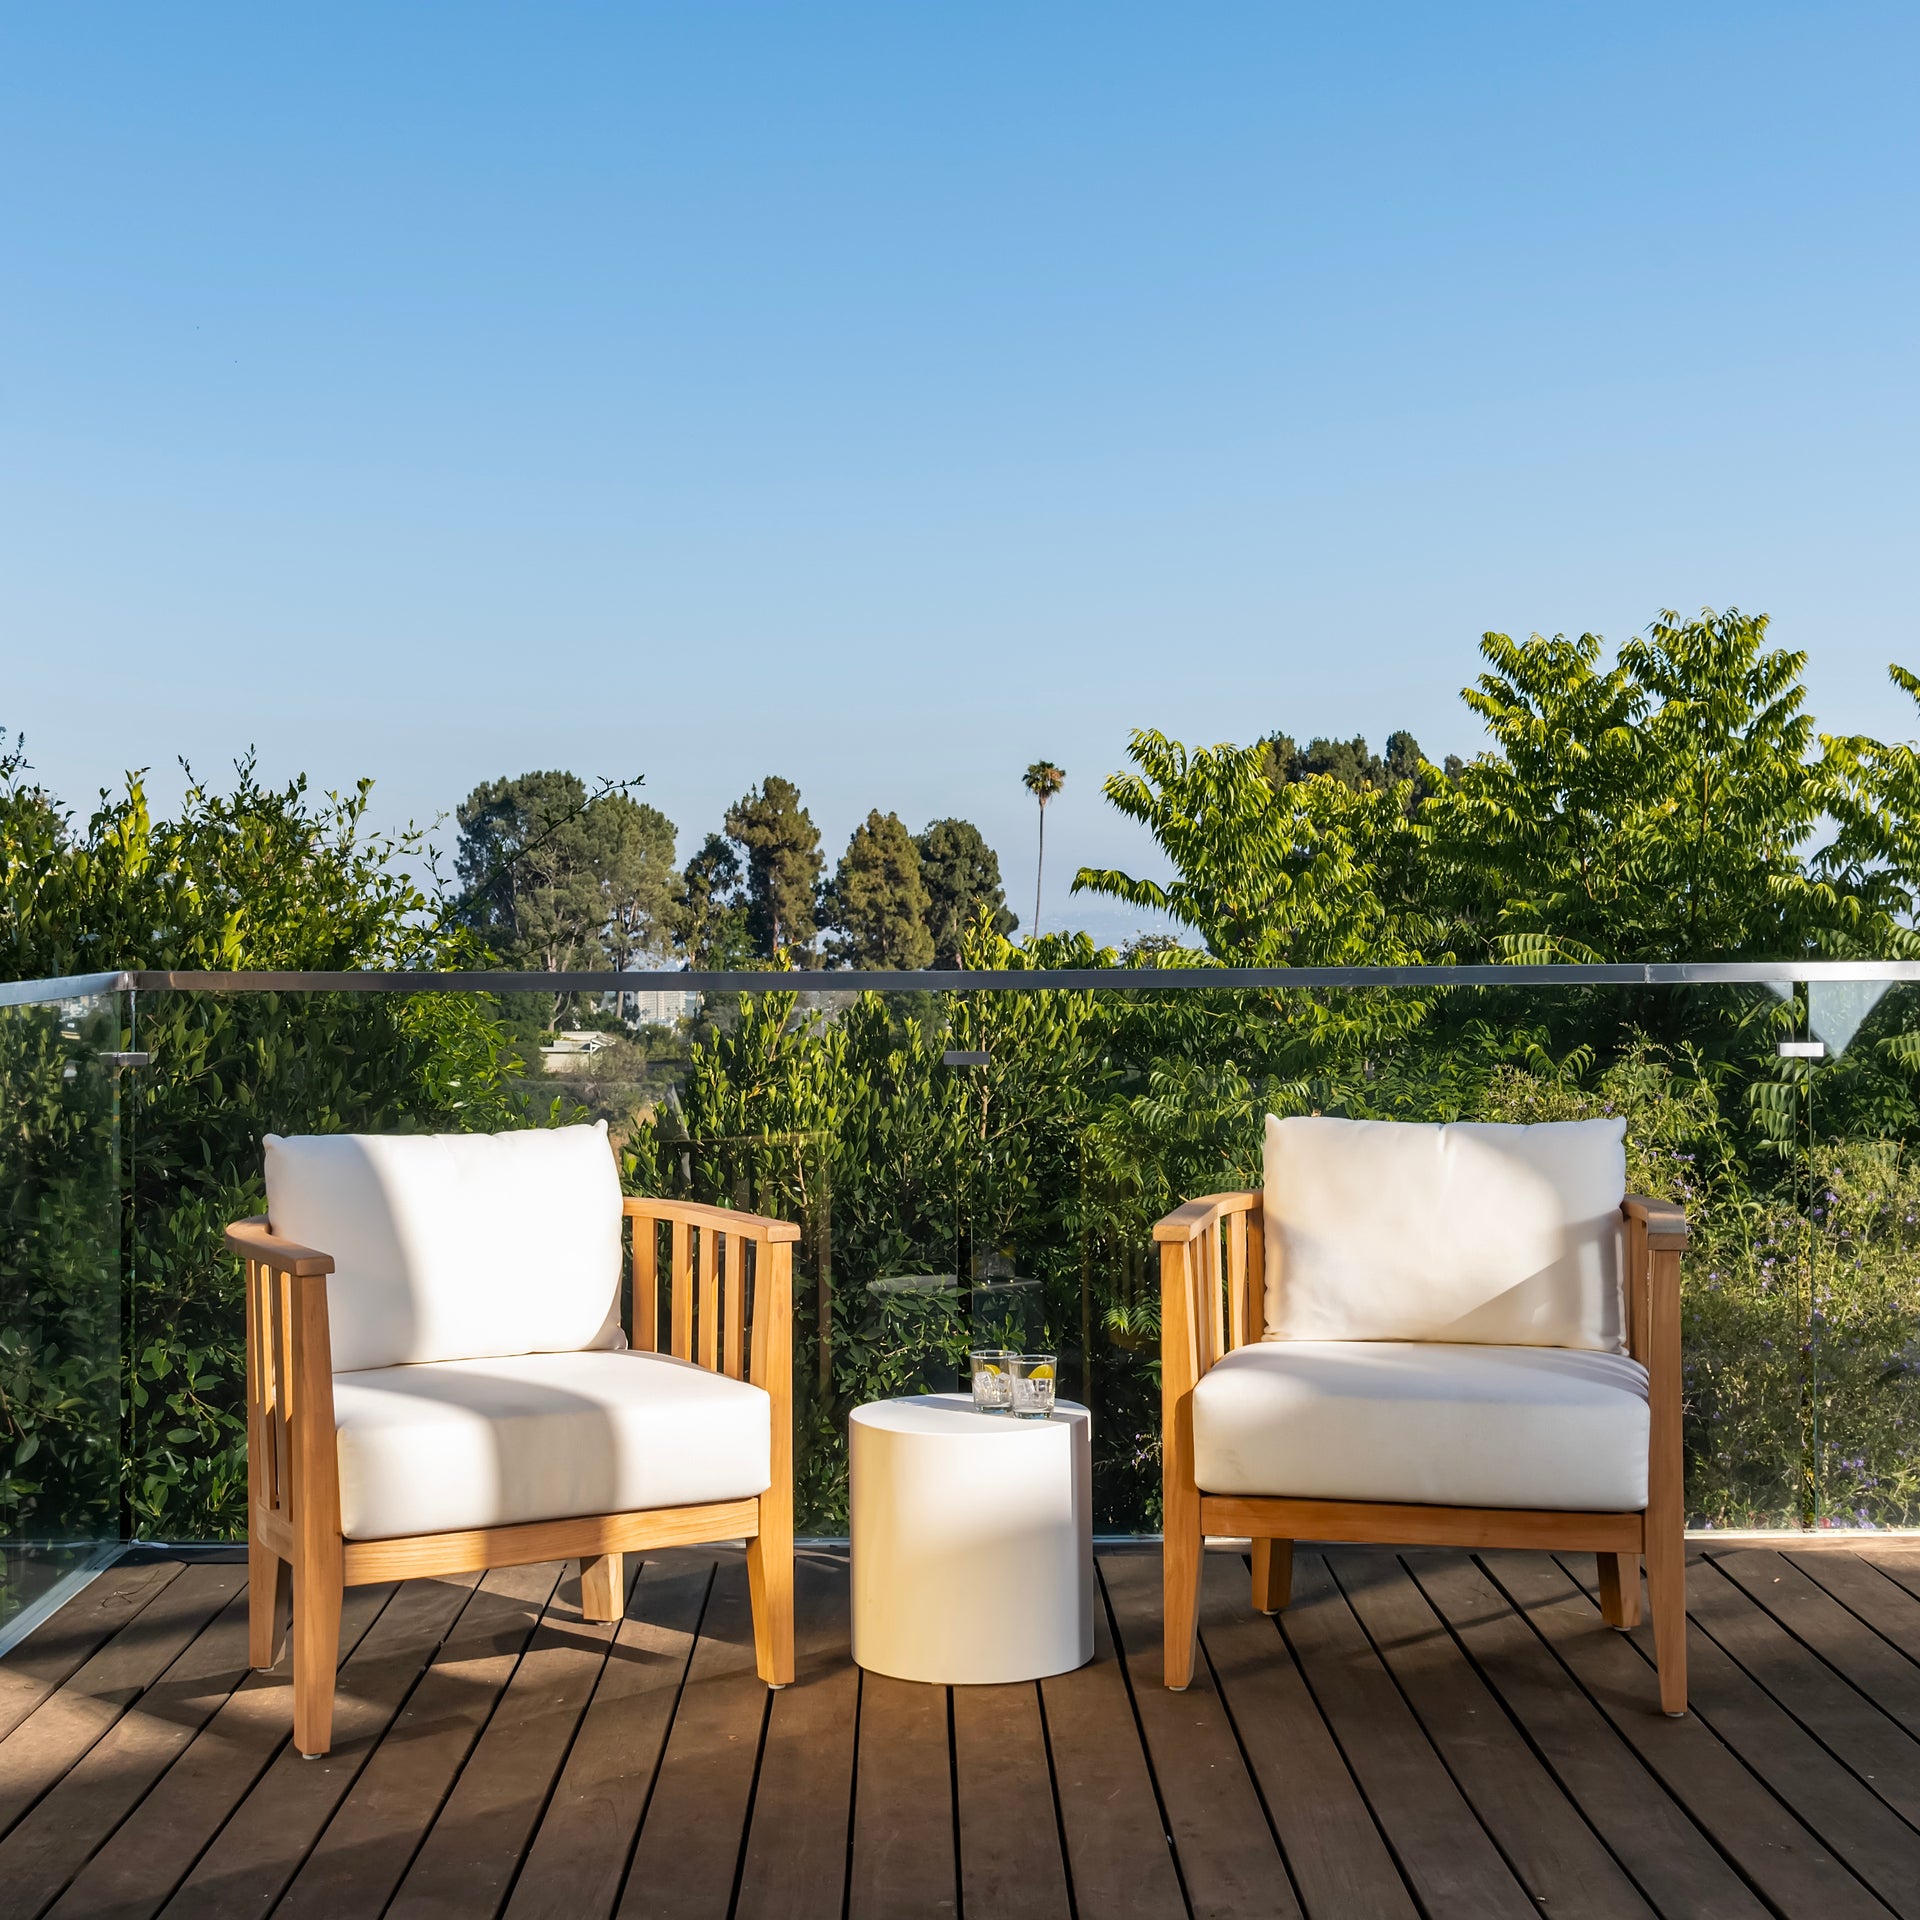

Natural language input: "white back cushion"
[263,1124,625,1372]
[1263,1113,1627,1351]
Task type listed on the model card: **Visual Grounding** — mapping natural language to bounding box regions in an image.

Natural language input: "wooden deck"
[5,1542,1920,1919]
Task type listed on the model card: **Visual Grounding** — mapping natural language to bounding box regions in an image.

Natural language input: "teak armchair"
[231,1163,797,1759]
[1155,1123,1690,1716]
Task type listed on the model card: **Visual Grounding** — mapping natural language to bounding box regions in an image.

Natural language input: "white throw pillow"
[263,1124,625,1372]
[1262,1113,1627,1351]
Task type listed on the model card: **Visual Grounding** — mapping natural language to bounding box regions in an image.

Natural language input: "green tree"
[456,772,598,972]
[453,772,676,1018]
[725,776,824,960]
[1260,729,1456,810]
[596,792,682,972]
[678,832,755,967]
[1431,609,1884,962]
[1073,731,1443,967]
[1022,761,1066,936]
[827,810,935,968]
[1085,613,1912,973]
[1260,731,1385,790]
[915,817,1016,965]
[1822,665,1920,943]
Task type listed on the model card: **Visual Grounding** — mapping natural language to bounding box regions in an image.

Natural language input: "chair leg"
[1645,1528,1688,1716]
[1251,1538,1293,1614]
[248,1537,291,1669]
[747,1490,794,1687]
[292,1558,343,1758]
[1162,1474,1203,1690]
[579,1553,625,1624]
[1598,1552,1642,1630]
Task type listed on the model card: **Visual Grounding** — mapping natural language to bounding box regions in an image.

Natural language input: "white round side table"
[849,1392,1093,1685]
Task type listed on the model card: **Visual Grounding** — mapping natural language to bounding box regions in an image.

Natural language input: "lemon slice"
[1028,1363,1054,1380]
[977,1362,1003,1374]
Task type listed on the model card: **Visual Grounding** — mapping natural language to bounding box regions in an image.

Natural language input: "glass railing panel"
[1801,978,1920,1528]
[123,969,1920,1541]
[661,1126,845,1529]
[669,986,966,1529]
[0,981,126,1640]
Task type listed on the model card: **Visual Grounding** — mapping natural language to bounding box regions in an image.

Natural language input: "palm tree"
[1022,761,1066,938]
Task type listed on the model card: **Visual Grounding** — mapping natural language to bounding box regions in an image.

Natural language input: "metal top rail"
[4,961,1919,1000]
[0,971,133,1009]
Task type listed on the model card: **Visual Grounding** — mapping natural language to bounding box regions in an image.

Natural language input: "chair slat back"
[670,1220,693,1358]
[697,1229,720,1370]
[1210,1194,1261,1364]
[724,1237,748,1380]
[1225,1210,1251,1354]
[1624,1207,1651,1364]
[624,1199,797,1390]
[1244,1208,1264,1354]
[632,1213,659,1353]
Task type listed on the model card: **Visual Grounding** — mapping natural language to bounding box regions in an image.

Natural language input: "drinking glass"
[1010,1352,1058,1419]
[969,1349,1015,1413]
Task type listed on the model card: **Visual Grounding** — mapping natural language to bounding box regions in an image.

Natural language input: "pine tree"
[915,817,1016,965]
[724,776,824,961]
[827,810,935,968]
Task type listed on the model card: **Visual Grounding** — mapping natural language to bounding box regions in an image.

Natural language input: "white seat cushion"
[332,1349,771,1540]
[264,1124,625,1372]
[1191,1341,1649,1511]
[1264,1113,1628,1350]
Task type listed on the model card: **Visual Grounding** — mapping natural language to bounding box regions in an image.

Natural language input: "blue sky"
[4,4,1917,943]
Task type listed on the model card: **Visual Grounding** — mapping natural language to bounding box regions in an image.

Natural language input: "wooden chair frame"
[229,1194,798,1757]
[1154,1189,1691,1714]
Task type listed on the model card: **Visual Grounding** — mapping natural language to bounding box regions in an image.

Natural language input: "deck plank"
[43,1581,394,1920]
[1039,1574,1186,1920]
[1199,1550,1414,1920]
[1683,1555,1920,1832]
[848,1673,955,1920]
[734,1550,859,1920]
[1280,1552,1538,1920]
[1407,1551,1771,1920]
[385,1573,624,1920]
[0,1561,183,1746]
[0,1563,242,1842]
[1844,1546,1920,1612]
[267,1561,563,1920]
[1558,1554,1920,1920]
[1711,1550,1920,1742]
[616,1554,768,1920]
[505,1555,714,1920]
[1786,1550,1920,1665]
[954,1682,1072,1920]
[1329,1548,1653,1920]
[1480,1550,1891,1920]
[1101,1545,1300,1920]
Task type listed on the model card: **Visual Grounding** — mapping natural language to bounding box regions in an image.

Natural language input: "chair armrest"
[225,1216,337,1278]
[622,1195,802,1245]
[1155,1191,1260,1395]
[1151,1191,1260,1245]
[1623,1194,1689,1251]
